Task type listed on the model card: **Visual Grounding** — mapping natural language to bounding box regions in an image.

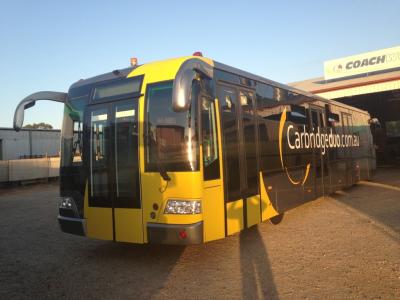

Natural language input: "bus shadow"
[240,225,279,300]
[329,182,400,234]
[329,167,400,234]
[61,242,185,299]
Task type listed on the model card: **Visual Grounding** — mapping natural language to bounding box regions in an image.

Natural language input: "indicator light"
[130,57,138,66]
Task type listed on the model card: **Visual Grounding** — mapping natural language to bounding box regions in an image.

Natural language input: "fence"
[0,157,60,183]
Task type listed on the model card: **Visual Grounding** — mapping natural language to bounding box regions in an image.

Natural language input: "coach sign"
[324,46,400,80]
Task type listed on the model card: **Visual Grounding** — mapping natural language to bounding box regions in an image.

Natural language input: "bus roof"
[69,66,136,90]
[69,56,370,116]
[213,60,370,116]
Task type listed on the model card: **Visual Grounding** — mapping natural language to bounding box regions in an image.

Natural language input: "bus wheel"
[270,213,284,225]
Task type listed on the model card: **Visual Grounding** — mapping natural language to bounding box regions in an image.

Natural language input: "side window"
[90,108,109,200]
[256,83,275,109]
[240,90,253,115]
[219,86,241,201]
[325,104,340,127]
[311,110,319,129]
[239,90,258,194]
[201,97,220,180]
[255,83,277,172]
[72,121,83,162]
[222,94,235,113]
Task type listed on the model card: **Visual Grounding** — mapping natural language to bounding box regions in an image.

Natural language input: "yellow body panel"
[84,181,113,240]
[127,56,214,83]
[140,172,203,243]
[203,185,225,241]
[246,195,261,227]
[114,209,143,243]
[259,172,279,221]
[124,56,214,243]
[86,207,113,241]
[226,199,244,236]
[202,98,225,242]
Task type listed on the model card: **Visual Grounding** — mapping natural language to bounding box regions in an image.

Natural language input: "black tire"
[270,213,284,225]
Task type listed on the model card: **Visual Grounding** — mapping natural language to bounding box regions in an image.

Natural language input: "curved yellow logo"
[279,107,310,186]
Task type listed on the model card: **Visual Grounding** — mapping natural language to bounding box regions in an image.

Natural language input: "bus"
[13,54,376,244]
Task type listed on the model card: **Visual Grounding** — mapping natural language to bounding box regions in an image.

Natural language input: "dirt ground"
[0,167,399,299]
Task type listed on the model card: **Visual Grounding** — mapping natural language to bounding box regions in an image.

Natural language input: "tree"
[23,122,53,130]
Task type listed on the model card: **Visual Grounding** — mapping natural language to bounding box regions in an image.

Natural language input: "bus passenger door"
[201,96,225,242]
[217,85,260,235]
[85,99,143,243]
[85,104,113,240]
[238,90,260,228]
[218,85,245,236]
[111,101,142,243]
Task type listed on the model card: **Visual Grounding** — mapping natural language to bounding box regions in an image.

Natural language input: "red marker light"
[192,51,203,57]
[179,229,187,239]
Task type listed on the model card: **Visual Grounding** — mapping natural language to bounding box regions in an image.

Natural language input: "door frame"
[216,82,259,232]
[84,97,141,241]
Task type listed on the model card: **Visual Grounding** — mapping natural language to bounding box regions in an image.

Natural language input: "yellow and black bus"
[13,54,375,244]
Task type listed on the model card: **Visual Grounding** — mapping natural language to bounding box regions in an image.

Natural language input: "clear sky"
[0,0,399,129]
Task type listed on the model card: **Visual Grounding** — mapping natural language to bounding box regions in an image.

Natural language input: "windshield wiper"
[145,132,171,182]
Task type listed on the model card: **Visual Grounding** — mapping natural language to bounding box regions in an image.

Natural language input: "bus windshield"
[145,81,199,172]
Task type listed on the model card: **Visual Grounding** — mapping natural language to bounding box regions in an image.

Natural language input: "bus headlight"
[60,197,74,209]
[164,200,201,214]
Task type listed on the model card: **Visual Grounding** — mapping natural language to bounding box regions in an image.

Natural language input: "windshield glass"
[145,81,199,172]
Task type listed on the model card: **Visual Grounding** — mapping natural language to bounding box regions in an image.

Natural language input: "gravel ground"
[0,168,399,300]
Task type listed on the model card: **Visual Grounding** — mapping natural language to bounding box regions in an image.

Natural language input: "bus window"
[219,86,241,201]
[114,102,140,208]
[325,104,340,126]
[145,81,199,172]
[222,94,235,113]
[256,83,275,107]
[61,90,88,167]
[90,109,109,200]
[311,110,319,129]
[240,90,258,194]
[201,97,220,180]
[72,121,83,162]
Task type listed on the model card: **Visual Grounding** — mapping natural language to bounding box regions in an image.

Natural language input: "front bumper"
[58,215,86,236]
[147,221,203,245]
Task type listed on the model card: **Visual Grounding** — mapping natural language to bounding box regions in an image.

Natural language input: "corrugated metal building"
[0,128,61,160]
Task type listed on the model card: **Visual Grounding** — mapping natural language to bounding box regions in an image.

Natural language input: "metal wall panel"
[0,161,9,182]
[9,158,49,181]
[31,131,61,157]
[49,157,60,177]
[0,129,61,160]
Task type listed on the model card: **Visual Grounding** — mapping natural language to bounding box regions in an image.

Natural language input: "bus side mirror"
[14,99,36,131]
[172,58,213,112]
[13,91,68,131]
